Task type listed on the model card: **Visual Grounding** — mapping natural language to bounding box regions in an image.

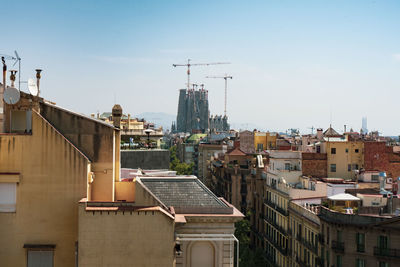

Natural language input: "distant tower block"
[362,117,368,134]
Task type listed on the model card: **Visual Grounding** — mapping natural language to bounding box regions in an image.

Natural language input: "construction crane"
[172,59,229,90]
[206,74,232,116]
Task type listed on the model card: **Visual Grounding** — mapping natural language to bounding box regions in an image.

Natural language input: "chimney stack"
[1,57,7,133]
[112,104,122,128]
[10,70,17,88]
[35,69,42,95]
[316,128,323,140]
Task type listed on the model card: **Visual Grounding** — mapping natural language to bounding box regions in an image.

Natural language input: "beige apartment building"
[0,89,242,267]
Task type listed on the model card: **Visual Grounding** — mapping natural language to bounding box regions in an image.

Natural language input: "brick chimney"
[112,104,122,128]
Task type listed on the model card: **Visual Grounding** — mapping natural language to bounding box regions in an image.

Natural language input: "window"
[356,258,365,267]
[345,148,349,153]
[257,143,263,151]
[285,163,291,170]
[24,245,55,267]
[355,149,359,153]
[330,164,336,172]
[331,148,336,154]
[348,164,352,172]
[356,233,365,252]
[0,183,17,212]
[379,262,389,267]
[336,255,342,267]
[353,164,359,170]
[378,235,388,249]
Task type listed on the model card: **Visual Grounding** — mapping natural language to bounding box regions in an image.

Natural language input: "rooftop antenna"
[0,52,20,90]
[172,59,230,91]
[206,74,233,116]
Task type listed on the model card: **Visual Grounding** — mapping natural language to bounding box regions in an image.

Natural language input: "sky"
[2,0,400,135]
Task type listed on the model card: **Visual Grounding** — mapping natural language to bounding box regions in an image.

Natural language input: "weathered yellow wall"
[40,103,116,201]
[254,132,277,151]
[78,203,175,267]
[0,112,89,267]
[115,181,135,202]
[326,141,363,179]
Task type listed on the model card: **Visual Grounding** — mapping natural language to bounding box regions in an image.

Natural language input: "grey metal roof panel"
[139,178,227,209]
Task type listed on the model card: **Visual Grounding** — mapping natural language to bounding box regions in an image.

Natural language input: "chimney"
[317,128,323,140]
[35,69,42,95]
[344,125,347,133]
[1,57,7,133]
[112,104,122,128]
[90,113,95,118]
[10,70,17,87]
[127,114,131,129]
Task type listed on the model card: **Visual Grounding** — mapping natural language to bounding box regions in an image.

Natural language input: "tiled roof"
[227,147,246,156]
[139,177,228,209]
[323,126,340,137]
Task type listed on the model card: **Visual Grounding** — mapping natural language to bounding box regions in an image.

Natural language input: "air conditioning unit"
[387,178,393,184]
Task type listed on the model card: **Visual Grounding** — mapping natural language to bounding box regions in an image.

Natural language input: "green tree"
[234,213,267,267]
[169,145,194,175]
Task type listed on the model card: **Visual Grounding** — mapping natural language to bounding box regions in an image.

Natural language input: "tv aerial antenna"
[0,51,21,89]
[206,74,233,116]
[172,59,230,90]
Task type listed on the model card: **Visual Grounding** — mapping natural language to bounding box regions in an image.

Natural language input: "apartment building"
[0,90,243,267]
[319,206,400,267]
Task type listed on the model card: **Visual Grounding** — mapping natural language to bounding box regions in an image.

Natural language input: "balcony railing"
[331,240,344,253]
[374,247,400,258]
[302,238,318,254]
[263,233,288,256]
[264,199,288,216]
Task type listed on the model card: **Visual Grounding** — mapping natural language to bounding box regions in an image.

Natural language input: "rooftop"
[138,177,233,214]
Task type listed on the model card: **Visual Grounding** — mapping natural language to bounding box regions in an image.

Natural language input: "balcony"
[264,199,288,216]
[331,240,344,253]
[263,233,288,256]
[302,239,318,254]
[374,247,400,258]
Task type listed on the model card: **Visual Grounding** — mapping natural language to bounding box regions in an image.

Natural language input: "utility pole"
[173,59,229,90]
[206,74,233,116]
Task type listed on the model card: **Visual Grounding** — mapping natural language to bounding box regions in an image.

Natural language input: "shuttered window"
[27,251,54,267]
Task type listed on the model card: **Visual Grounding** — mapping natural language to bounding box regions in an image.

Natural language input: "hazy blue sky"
[3,0,400,135]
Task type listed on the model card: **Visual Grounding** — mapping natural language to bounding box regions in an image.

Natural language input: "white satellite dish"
[28,78,38,96]
[4,86,20,105]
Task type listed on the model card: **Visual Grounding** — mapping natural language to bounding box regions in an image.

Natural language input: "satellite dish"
[4,86,20,104]
[28,78,38,96]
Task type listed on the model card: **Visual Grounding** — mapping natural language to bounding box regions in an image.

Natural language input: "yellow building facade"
[254,132,277,152]
[323,136,364,179]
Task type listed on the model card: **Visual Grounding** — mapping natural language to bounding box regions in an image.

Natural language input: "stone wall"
[121,149,170,170]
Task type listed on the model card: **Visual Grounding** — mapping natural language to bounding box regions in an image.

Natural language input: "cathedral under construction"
[175,88,229,133]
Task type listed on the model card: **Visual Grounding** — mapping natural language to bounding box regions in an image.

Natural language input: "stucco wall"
[0,112,89,267]
[40,103,118,201]
[78,204,175,267]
